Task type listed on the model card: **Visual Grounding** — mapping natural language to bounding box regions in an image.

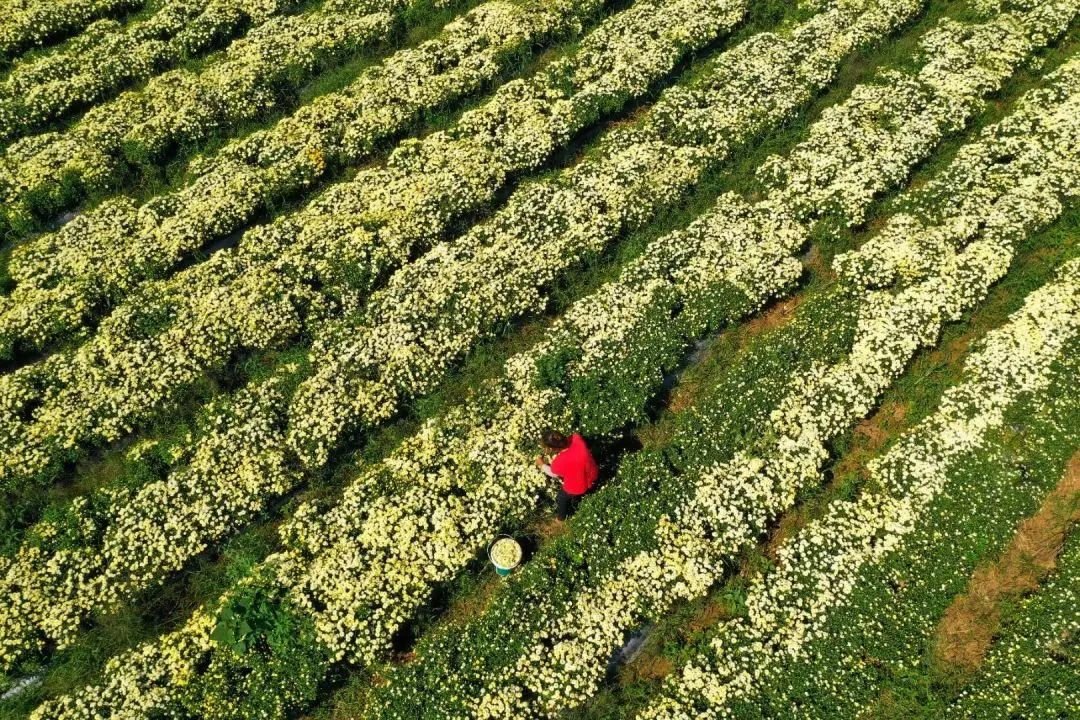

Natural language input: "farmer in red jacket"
[536,429,598,521]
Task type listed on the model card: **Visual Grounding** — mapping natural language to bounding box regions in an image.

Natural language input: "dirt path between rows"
[931,451,1080,677]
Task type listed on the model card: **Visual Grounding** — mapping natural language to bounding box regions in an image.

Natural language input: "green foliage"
[177,587,331,720]
[209,587,278,655]
[533,342,579,391]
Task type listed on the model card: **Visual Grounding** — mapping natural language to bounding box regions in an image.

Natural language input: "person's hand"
[534,455,544,468]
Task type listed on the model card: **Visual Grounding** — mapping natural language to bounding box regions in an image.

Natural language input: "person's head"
[541,429,570,453]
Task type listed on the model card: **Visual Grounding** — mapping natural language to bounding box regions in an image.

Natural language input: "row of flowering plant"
[716,309,1080,719]
[283,0,926,469]
[0,0,750,672]
[208,13,1080,714]
[0,0,144,62]
[0,0,738,502]
[0,0,429,237]
[0,365,304,670]
[9,0,917,713]
[0,0,796,490]
[413,11,1080,718]
[0,0,734,358]
[546,0,1070,434]
[641,257,1080,719]
[0,0,303,143]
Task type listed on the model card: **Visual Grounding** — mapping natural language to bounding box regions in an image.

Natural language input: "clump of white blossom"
[0,0,299,142]
[0,0,143,59]
[0,0,419,230]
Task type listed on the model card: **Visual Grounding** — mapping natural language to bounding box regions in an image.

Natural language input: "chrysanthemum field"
[0,0,1077,717]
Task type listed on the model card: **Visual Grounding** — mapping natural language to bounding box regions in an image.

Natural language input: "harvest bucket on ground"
[489,535,522,577]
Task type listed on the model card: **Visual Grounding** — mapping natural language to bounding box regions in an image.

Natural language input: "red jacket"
[551,434,598,496]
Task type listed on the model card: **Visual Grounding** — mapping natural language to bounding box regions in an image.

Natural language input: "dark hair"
[541,429,570,449]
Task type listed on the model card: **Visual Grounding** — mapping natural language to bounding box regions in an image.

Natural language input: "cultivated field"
[0,0,1077,717]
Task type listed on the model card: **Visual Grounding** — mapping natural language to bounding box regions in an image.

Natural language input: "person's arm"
[535,454,560,478]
